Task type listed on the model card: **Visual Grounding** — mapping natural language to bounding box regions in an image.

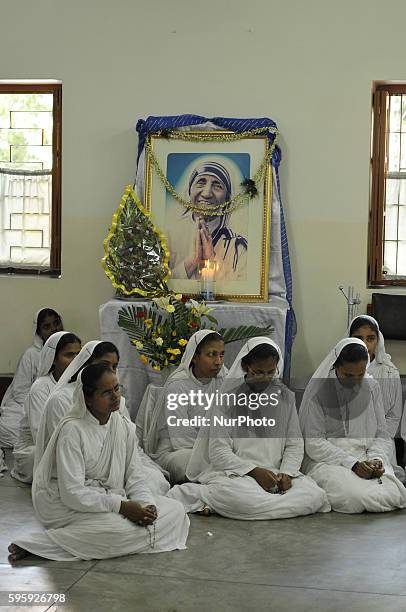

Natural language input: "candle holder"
[199,259,218,301]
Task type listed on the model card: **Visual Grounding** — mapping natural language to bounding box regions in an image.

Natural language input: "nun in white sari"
[347,315,404,481]
[0,308,63,448]
[9,364,189,562]
[168,338,329,519]
[11,332,81,484]
[299,338,406,514]
[145,330,227,485]
[35,341,169,496]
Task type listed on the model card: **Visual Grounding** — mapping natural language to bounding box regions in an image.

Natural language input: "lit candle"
[200,259,217,300]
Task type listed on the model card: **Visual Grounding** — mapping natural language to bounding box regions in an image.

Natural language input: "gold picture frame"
[144,131,271,302]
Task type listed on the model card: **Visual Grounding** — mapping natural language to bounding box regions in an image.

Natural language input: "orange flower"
[140,355,149,365]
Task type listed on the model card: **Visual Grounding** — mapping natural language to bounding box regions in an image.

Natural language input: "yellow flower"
[189,299,214,317]
[166,348,181,355]
[166,305,175,313]
[175,294,182,301]
[144,319,153,328]
[140,355,149,365]
[152,296,171,310]
[154,337,164,346]
[134,341,143,350]
[172,330,177,337]
[178,338,188,347]
[152,364,161,371]
[157,326,161,334]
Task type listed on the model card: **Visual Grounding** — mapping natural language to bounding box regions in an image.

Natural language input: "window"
[0,81,61,276]
[369,82,406,286]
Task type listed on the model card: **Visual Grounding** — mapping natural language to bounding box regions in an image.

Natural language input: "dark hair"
[82,363,113,398]
[333,343,368,368]
[349,317,379,337]
[36,308,62,333]
[241,343,280,368]
[54,333,81,357]
[90,341,120,362]
[70,341,119,383]
[195,332,224,354]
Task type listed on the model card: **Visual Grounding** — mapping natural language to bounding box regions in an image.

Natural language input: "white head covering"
[35,343,121,472]
[144,330,227,456]
[47,340,102,400]
[33,369,123,498]
[166,329,227,384]
[347,315,394,369]
[32,307,63,349]
[298,337,371,429]
[223,336,283,392]
[186,336,284,482]
[37,331,71,378]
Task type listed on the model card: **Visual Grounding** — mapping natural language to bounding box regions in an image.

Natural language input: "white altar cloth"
[99,297,289,419]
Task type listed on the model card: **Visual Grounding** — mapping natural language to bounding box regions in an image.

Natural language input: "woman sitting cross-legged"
[8,363,189,563]
[11,331,81,483]
[0,307,63,449]
[35,340,170,497]
[145,330,227,485]
[347,315,405,482]
[299,338,406,514]
[168,337,330,519]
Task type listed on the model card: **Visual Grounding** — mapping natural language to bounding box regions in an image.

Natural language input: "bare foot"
[8,543,31,563]
[196,505,213,516]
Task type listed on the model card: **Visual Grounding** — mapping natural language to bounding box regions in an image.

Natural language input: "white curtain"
[0,169,52,267]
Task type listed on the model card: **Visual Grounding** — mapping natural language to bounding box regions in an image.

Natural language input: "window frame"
[0,81,62,277]
[369,81,406,287]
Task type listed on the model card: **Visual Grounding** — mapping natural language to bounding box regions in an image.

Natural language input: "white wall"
[1,0,405,378]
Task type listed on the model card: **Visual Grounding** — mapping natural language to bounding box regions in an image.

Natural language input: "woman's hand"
[119,501,157,525]
[184,225,203,278]
[199,218,215,260]
[248,467,279,492]
[352,461,375,479]
[276,473,292,492]
[366,459,385,478]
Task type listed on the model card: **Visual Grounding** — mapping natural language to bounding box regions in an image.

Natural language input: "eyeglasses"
[99,383,123,399]
[247,366,276,378]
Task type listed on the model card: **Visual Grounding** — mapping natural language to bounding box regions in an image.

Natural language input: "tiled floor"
[1,451,406,612]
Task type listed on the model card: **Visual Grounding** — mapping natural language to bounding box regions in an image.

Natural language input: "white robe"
[15,409,189,560]
[346,315,404,479]
[301,373,406,514]
[36,382,169,497]
[154,375,224,484]
[143,329,228,485]
[368,359,404,481]
[169,382,330,520]
[11,373,56,483]
[0,344,41,448]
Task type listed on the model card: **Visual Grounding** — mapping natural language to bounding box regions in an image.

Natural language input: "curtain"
[0,168,52,267]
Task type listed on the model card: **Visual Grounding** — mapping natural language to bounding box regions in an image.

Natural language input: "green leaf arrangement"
[118,295,274,370]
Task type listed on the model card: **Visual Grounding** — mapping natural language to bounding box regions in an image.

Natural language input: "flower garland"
[102,185,171,297]
[144,126,279,217]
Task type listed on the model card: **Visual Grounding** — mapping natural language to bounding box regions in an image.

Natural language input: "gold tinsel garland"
[145,126,279,217]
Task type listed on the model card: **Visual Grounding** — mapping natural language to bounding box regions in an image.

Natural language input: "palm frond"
[218,325,274,344]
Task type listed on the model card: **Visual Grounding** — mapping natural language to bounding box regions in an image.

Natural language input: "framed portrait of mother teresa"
[143,131,272,302]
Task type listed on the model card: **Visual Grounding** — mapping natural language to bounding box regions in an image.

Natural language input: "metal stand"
[338,285,361,328]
